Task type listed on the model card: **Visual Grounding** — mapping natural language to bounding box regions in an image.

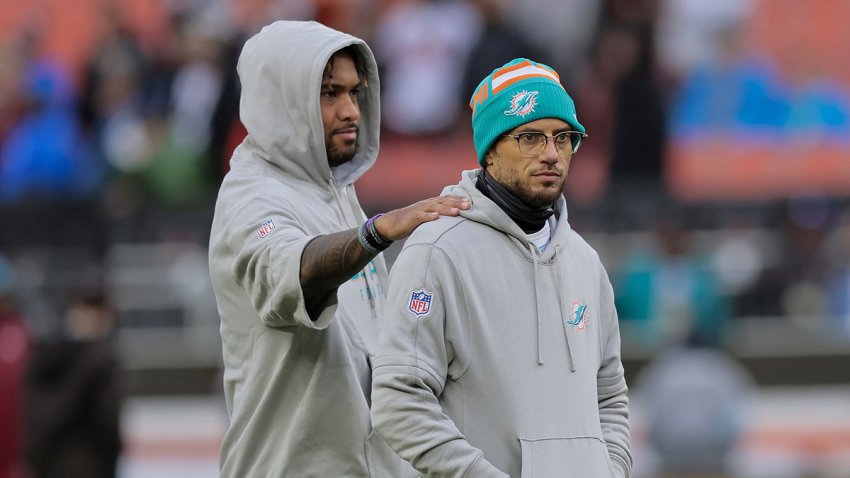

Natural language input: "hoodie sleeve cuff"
[610,454,630,478]
[463,454,510,478]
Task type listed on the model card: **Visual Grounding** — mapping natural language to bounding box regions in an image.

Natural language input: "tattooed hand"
[299,195,470,316]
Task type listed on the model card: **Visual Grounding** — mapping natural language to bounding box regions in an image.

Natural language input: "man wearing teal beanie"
[372,58,632,477]
[470,57,586,168]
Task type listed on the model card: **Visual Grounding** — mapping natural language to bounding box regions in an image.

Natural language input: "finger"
[438,195,469,203]
[435,196,471,209]
[424,207,460,218]
[418,210,440,222]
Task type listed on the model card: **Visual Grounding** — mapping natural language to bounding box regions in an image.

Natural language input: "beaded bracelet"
[357,213,393,254]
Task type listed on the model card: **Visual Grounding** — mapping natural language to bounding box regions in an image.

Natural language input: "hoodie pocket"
[519,437,615,478]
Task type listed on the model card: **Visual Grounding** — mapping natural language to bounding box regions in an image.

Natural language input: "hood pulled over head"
[236,20,381,187]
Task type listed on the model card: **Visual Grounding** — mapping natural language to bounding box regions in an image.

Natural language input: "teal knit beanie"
[469,58,585,167]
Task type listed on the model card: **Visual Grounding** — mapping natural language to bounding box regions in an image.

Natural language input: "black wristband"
[357,214,393,254]
[366,213,392,248]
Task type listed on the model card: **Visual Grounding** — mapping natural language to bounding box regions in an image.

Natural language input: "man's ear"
[484,149,497,169]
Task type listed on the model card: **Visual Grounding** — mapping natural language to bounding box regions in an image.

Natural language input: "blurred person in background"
[372,0,482,136]
[736,198,831,322]
[142,13,228,205]
[77,6,148,172]
[0,27,108,258]
[505,0,600,79]
[0,255,31,478]
[371,58,631,477]
[80,6,228,209]
[635,339,754,476]
[460,0,541,115]
[208,20,468,477]
[24,291,121,478]
[0,44,27,149]
[604,0,669,221]
[0,43,102,205]
[663,0,849,140]
[666,7,788,138]
[570,21,641,205]
[825,208,850,340]
[75,6,153,225]
[615,215,730,348]
[654,0,755,82]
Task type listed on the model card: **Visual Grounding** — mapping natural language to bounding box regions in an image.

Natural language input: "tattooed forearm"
[299,227,376,306]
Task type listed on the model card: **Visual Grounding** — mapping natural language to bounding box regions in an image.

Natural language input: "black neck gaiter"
[475,169,555,233]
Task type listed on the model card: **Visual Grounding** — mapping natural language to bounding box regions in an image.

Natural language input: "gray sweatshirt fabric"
[208,21,412,477]
[372,170,632,477]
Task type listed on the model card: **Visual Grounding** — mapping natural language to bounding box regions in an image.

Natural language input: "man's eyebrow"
[512,126,572,133]
[512,127,543,133]
[321,81,363,91]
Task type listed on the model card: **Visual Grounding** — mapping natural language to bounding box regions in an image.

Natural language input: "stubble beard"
[499,169,565,208]
[326,140,357,167]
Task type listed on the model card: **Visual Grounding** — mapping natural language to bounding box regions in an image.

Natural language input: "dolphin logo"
[568,303,586,325]
[567,300,589,331]
[504,90,539,117]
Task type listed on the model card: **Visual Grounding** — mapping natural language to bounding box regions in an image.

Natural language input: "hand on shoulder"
[374,195,470,241]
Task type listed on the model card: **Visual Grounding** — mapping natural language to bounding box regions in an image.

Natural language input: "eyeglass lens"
[517,132,581,155]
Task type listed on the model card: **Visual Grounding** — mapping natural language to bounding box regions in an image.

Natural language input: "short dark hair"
[323,45,368,87]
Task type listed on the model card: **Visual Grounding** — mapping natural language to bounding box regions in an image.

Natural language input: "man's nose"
[338,94,359,121]
[540,137,560,162]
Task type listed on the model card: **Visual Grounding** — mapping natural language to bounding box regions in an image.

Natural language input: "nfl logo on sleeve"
[408,289,433,318]
[257,219,276,238]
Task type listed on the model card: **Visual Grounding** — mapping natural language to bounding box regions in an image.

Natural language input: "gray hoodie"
[372,170,632,477]
[209,21,411,477]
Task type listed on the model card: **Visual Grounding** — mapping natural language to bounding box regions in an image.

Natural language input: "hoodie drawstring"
[528,243,545,365]
[554,245,576,372]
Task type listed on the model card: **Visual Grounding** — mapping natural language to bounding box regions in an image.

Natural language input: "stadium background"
[0,0,848,477]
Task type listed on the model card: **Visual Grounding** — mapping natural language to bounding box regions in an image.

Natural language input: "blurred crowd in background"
[1,0,849,477]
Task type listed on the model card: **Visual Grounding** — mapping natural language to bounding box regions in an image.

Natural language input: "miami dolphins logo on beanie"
[504,90,538,117]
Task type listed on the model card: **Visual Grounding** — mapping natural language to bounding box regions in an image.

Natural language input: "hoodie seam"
[460,452,487,478]
[409,215,471,248]
[609,449,630,478]
[404,241,473,382]
[371,360,447,395]
[434,246,473,381]
[518,435,608,443]
[420,215,538,265]
[596,261,606,365]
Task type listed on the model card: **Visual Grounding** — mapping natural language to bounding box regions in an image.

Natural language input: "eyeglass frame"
[500,130,589,156]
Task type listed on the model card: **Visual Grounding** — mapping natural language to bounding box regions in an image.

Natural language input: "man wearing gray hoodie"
[208,21,467,477]
[372,58,632,477]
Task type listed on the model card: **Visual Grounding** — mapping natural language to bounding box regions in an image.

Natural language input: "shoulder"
[216,172,299,222]
[404,214,495,251]
[558,227,606,277]
[567,229,599,259]
[405,215,462,245]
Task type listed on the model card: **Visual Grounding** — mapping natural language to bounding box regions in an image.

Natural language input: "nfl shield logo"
[408,289,433,318]
[257,219,276,238]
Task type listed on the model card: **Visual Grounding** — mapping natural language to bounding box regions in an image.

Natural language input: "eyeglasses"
[501,131,588,156]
